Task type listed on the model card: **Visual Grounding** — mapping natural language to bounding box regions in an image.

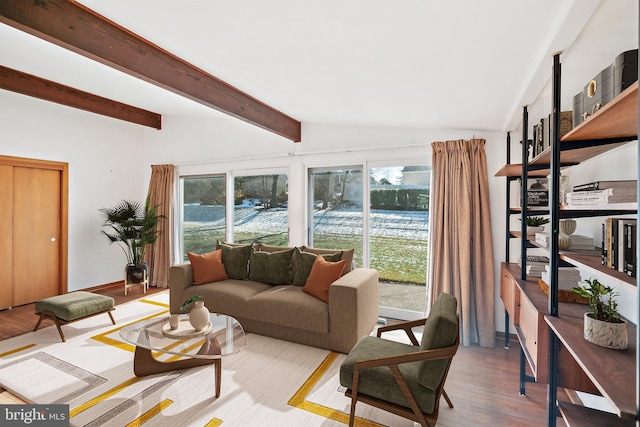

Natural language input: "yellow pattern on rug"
[288,352,386,427]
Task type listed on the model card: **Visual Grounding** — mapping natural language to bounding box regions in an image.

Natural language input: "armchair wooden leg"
[442,389,453,408]
[349,370,360,427]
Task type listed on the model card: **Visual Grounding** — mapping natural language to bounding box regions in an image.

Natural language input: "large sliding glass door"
[369,166,430,318]
[308,168,363,267]
[308,164,430,319]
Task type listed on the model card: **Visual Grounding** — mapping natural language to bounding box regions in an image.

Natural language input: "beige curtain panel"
[144,164,175,288]
[430,138,495,347]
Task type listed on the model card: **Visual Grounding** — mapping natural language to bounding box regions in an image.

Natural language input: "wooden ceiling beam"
[1,66,162,129]
[0,0,301,142]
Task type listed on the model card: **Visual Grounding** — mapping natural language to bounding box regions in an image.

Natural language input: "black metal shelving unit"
[543,51,639,427]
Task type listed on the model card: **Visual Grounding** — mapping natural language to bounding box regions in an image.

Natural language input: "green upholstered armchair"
[339,292,459,427]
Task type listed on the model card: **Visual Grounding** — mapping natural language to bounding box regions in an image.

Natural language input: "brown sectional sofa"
[169,244,379,354]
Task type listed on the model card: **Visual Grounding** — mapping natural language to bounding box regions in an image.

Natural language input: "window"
[180,175,226,261]
[233,173,289,246]
[308,168,363,266]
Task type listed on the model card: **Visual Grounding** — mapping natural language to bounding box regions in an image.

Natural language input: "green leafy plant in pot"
[571,278,627,349]
[522,216,549,235]
[99,196,163,283]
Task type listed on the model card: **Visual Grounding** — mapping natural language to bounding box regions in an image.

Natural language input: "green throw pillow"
[220,243,252,280]
[293,248,343,286]
[248,248,295,285]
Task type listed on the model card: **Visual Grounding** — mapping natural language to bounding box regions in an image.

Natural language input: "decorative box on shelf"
[573,49,638,126]
[538,279,588,305]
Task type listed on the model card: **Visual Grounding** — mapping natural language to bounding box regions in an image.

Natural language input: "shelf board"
[560,251,637,287]
[558,400,635,427]
[563,81,638,142]
[509,206,637,219]
[497,82,638,178]
[518,235,637,287]
[545,316,637,419]
[494,164,550,177]
[502,263,588,319]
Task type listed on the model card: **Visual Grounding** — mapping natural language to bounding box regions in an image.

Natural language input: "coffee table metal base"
[133,346,222,397]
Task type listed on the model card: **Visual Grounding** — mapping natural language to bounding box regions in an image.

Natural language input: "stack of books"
[602,217,637,277]
[567,234,595,251]
[518,255,549,278]
[535,232,549,247]
[566,180,637,209]
[541,265,582,291]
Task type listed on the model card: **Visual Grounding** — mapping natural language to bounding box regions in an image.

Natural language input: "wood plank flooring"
[0,285,564,426]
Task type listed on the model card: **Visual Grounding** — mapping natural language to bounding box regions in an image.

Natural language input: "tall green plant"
[99,196,162,265]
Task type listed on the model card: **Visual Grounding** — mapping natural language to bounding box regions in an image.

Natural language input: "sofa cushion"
[255,243,295,253]
[187,249,228,285]
[293,248,343,286]
[303,256,347,303]
[249,248,295,285]
[219,243,252,280]
[246,285,330,333]
[301,246,355,275]
[182,280,272,318]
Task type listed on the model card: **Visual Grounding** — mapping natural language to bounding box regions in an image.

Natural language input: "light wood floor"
[0,286,563,426]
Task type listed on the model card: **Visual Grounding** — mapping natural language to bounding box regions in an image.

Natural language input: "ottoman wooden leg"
[33,311,66,342]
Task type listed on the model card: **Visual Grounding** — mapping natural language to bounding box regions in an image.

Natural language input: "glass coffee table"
[119,313,245,397]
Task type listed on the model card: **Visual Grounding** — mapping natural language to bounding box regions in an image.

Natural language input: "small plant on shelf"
[571,277,627,350]
[571,278,621,323]
[525,216,550,227]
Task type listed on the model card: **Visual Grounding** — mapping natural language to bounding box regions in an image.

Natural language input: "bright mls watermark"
[1,405,69,426]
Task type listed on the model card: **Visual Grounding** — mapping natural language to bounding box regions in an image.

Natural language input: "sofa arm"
[328,268,379,353]
[169,262,194,314]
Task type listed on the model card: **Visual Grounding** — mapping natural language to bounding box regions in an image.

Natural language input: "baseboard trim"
[82,280,125,292]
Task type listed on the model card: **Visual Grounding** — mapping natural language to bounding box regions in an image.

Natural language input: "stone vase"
[189,300,210,332]
[583,313,628,350]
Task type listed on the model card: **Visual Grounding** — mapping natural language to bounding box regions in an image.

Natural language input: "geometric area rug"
[0,293,414,426]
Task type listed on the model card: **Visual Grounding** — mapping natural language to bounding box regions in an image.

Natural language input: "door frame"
[0,155,68,296]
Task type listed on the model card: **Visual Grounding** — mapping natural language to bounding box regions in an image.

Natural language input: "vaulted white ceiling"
[1,0,637,136]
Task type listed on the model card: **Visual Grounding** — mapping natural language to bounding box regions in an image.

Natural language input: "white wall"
[0,91,148,291]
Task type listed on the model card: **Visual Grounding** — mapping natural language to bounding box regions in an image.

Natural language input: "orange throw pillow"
[187,249,228,285]
[303,255,347,303]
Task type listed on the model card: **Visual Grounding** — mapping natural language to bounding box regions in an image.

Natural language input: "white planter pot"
[526,226,544,235]
[189,300,210,332]
[583,313,628,350]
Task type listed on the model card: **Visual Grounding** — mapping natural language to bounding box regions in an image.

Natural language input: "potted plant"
[571,278,628,350]
[99,196,162,283]
[524,216,549,235]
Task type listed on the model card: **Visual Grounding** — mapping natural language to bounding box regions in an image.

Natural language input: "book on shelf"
[562,202,638,210]
[568,188,637,197]
[566,194,637,205]
[602,217,637,275]
[624,222,636,277]
[518,255,549,278]
[573,180,637,192]
[567,234,595,251]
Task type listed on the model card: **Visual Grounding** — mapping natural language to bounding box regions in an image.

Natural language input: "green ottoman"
[34,291,116,342]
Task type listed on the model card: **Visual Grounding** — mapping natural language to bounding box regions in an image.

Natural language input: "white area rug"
[0,293,413,427]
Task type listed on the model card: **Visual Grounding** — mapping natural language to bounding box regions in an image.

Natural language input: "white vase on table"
[189,300,210,331]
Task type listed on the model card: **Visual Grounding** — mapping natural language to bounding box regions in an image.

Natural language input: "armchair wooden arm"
[376,317,428,346]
